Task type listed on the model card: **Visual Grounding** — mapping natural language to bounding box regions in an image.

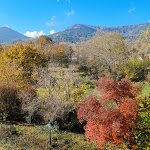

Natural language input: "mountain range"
[50,23,150,43]
[0,27,29,44]
[0,23,150,44]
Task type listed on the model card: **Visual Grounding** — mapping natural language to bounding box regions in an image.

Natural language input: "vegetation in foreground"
[0,123,128,150]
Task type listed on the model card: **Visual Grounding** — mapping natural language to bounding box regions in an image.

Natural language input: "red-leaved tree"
[77,73,141,149]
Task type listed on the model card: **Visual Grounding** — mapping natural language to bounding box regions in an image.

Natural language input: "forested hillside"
[50,23,150,43]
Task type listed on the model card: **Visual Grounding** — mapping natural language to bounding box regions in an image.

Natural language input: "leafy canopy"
[77,73,141,149]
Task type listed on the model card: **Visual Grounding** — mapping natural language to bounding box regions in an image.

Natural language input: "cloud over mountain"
[50,30,55,35]
[24,30,45,38]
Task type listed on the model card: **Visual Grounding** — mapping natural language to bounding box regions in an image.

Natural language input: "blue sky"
[0,0,150,37]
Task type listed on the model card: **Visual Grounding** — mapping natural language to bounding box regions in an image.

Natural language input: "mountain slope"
[0,27,29,44]
[51,24,97,43]
[50,23,150,43]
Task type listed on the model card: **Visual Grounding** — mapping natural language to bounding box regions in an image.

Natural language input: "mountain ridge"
[0,27,29,44]
[50,23,150,43]
[0,23,150,44]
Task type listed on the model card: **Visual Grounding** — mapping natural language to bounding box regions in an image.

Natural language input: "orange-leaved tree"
[77,73,141,149]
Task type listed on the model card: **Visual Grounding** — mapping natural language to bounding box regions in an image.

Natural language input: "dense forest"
[0,27,150,149]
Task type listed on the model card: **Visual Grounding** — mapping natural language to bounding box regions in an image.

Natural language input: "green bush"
[136,96,150,149]
[117,57,150,82]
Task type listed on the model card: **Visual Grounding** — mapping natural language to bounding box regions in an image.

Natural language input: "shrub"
[77,73,141,149]
[0,83,21,121]
[136,96,150,149]
[117,57,150,82]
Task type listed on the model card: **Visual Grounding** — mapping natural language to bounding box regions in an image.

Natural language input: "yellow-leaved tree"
[0,43,48,85]
[0,43,48,121]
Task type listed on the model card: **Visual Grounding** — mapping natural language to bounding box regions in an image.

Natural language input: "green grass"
[0,123,99,150]
[0,123,129,150]
[141,82,150,98]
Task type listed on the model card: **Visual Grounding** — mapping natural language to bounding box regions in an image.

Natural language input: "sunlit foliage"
[77,73,141,149]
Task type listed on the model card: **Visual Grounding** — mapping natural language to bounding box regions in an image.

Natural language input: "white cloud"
[46,16,56,27]
[24,30,45,38]
[65,10,75,16]
[149,20,150,22]
[128,8,136,13]
[50,30,55,35]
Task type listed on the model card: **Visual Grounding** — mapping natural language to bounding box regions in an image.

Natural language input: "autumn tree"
[117,56,150,82]
[77,73,141,149]
[35,35,53,48]
[77,32,128,78]
[50,43,73,67]
[139,26,150,42]
[0,41,74,123]
[35,36,73,67]
[18,85,39,123]
[34,66,90,124]
[0,42,49,122]
[0,54,24,87]
[0,45,3,52]
[137,26,150,58]
[0,43,48,85]
[116,27,150,82]
[0,82,21,121]
[35,35,53,57]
